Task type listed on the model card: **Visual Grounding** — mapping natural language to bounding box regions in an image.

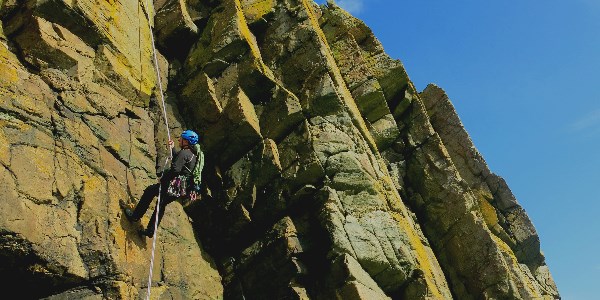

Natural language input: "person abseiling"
[124,129,201,237]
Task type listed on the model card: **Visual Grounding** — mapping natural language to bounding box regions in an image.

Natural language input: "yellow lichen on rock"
[476,190,499,228]
[490,234,546,299]
[75,0,157,99]
[0,41,18,85]
[391,211,448,299]
[52,146,86,199]
[12,145,55,202]
[0,0,559,297]
[300,0,381,160]
[0,129,9,166]
[234,0,262,65]
[240,0,275,23]
[234,0,275,79]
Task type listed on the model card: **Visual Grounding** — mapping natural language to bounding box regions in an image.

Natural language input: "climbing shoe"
[139,228,153,238]
[123,207,140,222]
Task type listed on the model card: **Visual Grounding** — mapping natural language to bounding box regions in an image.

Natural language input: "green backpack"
[188,144,204,199]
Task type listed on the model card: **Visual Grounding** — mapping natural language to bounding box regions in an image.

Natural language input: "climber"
[123,129,203,238]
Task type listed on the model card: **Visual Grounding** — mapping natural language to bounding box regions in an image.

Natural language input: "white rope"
[140,1,172,299]
[146,156,170,300]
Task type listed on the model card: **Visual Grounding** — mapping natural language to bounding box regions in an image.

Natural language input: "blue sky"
[317,0,599,298]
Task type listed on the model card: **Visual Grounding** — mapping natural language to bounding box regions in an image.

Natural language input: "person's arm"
[163,140,183,179]
[158,140,176,179]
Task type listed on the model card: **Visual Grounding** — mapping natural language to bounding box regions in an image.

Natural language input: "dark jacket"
[165,147,197,180]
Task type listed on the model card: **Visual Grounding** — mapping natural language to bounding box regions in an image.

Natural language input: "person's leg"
[143,194,175,236]
[128,183,160,221]
[141,176,176,237]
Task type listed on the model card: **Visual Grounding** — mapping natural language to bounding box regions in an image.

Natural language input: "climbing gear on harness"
[166,174,189,198]
[181,130,199,145]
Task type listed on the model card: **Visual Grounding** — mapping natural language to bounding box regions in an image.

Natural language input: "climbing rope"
[140,1,172,299]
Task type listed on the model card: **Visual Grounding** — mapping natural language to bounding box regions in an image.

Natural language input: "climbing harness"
[141,1,172,299]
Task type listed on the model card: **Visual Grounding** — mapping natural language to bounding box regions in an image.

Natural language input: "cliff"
[0,0,559,299]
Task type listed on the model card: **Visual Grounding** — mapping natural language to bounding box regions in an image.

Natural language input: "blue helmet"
[181,130,198,145]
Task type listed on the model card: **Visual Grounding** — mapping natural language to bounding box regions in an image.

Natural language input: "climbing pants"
[131,176,177,235]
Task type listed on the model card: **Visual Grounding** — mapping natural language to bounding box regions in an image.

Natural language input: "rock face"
[0,0,559,299]
[0,0,222,298]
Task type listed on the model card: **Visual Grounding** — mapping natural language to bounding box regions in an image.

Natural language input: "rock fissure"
[0,106,48,128]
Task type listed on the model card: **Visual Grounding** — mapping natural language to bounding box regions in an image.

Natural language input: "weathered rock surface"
[0,0,222,298]
[419,84,559,298]
[0,0,558,299]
